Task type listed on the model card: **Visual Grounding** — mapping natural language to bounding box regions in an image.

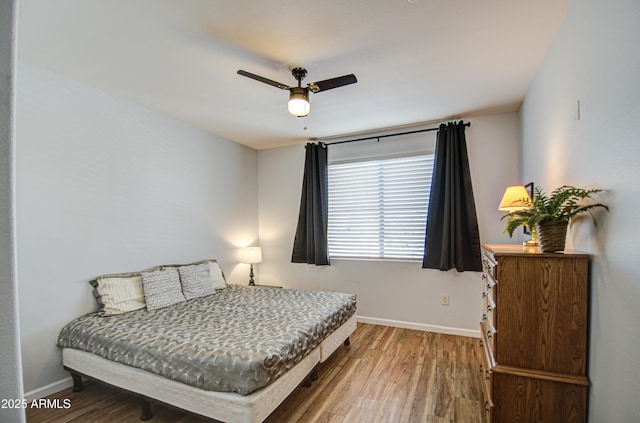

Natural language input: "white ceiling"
[17,0,571,150]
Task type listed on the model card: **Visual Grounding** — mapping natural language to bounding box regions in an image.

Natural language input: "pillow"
[209,261,227,289]
[178,263,214,300]
[90,275,146,316]
[141,268,186,311]
[164,259,227,290]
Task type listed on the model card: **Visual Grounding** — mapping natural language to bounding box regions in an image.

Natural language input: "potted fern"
[502,185,608,252]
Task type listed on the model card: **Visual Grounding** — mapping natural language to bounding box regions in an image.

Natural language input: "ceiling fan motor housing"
[291,67,308,84]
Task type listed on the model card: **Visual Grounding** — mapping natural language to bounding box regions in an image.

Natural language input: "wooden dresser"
[479,244,590,423]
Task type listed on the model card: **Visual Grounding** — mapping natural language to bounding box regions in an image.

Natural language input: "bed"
[57,261,357,422]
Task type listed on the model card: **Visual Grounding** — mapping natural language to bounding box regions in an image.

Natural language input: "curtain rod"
[323,121,471,146]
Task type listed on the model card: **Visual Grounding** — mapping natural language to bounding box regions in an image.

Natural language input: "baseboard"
[356,315,481,338]
[24,376,74,402]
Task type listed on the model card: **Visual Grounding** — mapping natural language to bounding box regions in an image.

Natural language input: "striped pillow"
[209,261,226,289]
[91,275,146,316]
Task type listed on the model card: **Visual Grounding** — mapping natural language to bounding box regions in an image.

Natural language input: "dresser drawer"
[480,357,493,422]
[479,367,493,423]
[476,336,494,423]
[482,289,496,326]
[480,351,493,399]
[480,319,496,356]
[480,321,496,369]
[482,271,497,311]
[482,395,493,423]
[482,254,498,281]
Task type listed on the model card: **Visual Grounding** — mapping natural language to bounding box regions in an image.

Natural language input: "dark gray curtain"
[423,121,482,271]
[291,143,330,265]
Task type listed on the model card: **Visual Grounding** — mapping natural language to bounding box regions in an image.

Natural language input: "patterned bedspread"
[57,285,356,395]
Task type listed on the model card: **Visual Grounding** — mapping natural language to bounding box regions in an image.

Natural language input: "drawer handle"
[479,340,484,347]
[482,291,487,299]
[486,283,492,291]
[482,313,487,321]
[487,331,492,339]
[485,370,491,381]
[486,305,492,313]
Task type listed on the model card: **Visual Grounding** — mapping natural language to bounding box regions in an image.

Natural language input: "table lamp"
[239,247,262,286]
[499,185,538,247]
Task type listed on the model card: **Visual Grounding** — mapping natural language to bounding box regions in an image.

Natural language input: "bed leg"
[344,337,351,346]
[140,399,153,421]
[310,368,318,381]
[70,372,84,392]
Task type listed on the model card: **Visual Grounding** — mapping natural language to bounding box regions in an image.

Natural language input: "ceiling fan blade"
[237,70,290,90]
[307,74,357,93]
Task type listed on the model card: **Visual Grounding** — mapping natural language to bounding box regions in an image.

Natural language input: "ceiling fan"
[237,67,357,117]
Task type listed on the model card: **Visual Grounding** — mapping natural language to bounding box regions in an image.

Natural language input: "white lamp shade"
[239,247,262,264]
[288,98,310,117]
[498,185,532,212]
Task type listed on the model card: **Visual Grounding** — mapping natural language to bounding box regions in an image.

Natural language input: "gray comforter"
[57,285,356,395]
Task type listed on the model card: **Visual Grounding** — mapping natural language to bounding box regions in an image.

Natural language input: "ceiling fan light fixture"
[288,87,310,117]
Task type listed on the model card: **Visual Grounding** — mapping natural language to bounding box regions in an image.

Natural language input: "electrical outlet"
[441,295,450,306]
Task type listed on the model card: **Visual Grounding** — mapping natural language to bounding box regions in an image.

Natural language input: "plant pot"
[536,221,568,252]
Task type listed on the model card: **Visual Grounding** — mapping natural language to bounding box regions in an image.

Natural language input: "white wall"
[257,113,519,334]
[519,0,640,420]
[0,1,26,422]
[16,62,259,395]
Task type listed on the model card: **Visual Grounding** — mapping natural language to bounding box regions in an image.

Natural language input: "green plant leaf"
[501,185,608,237]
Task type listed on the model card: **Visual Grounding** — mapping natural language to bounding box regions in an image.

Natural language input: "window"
[327,154,434,260]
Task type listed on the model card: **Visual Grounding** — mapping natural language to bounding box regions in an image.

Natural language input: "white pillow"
[91,275,146,316]
[141,268,186,311]
[210,261,226,289]
[179,263,214,300]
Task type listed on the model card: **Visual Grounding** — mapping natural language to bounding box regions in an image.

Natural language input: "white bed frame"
[62,314,357,423]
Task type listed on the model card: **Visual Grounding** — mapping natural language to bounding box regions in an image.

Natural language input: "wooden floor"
[27,323,483,423]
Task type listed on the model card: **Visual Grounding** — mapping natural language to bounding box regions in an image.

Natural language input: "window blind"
[327,154,434,260]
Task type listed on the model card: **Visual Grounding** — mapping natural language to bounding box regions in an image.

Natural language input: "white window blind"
[327,154,434,260]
